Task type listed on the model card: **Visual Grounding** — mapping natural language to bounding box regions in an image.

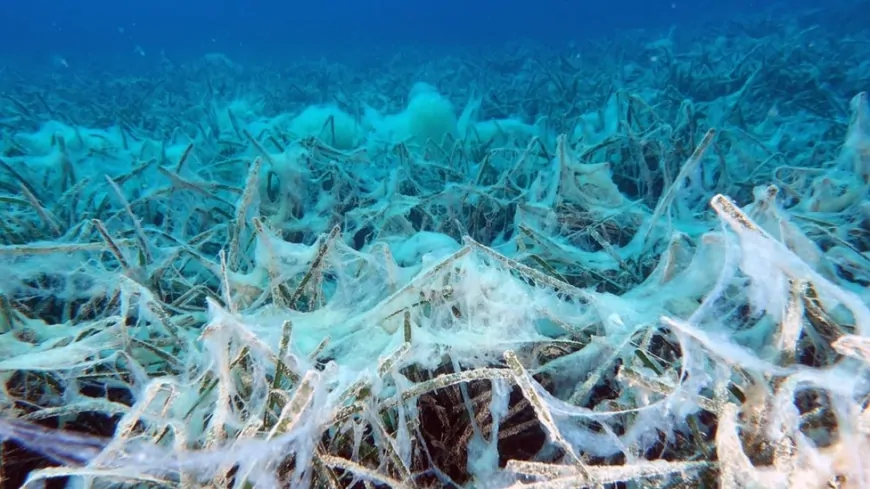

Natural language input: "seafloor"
[1,3,869,489]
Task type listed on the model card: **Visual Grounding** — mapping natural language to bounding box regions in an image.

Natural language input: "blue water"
[1,0,792,67]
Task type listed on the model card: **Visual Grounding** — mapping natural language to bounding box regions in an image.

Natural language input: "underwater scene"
[0,0,869,487]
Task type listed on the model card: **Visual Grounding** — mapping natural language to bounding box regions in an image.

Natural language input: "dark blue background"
[0,1,835,66]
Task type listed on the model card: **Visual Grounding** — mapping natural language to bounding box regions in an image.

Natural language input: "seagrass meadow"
[1,3,870,488]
